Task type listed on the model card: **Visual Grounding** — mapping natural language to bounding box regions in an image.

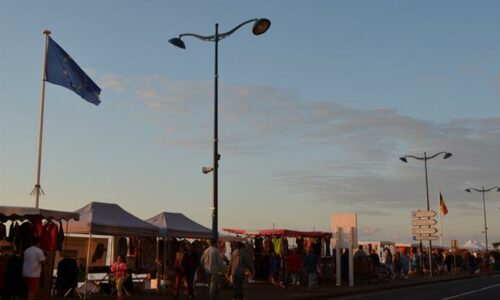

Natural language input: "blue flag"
[45,37,101,105]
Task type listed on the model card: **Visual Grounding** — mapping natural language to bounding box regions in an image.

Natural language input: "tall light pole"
[465,186,500,254]
[400,151,452,277]
[169,18,271,243]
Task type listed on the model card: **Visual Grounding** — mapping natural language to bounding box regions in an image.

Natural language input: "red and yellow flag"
[440,192,448,215]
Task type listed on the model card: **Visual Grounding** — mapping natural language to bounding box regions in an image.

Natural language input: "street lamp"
[169,18,271,243]
[465,186,500,254]
[400,151,452,277]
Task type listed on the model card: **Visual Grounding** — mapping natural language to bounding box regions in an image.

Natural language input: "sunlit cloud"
[93,73,500,215]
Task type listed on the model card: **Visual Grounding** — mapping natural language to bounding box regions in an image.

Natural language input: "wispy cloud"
[95,73,500,212]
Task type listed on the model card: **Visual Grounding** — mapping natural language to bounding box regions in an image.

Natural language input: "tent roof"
[0,205,79,222]
[461,240,486,251]
[223,227,332,238]
[66,202,158,237]
[146,212,212,239]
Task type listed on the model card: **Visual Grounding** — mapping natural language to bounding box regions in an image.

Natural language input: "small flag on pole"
[440,192,448,215]
[45,37,101,105]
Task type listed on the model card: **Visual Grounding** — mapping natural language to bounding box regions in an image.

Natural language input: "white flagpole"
[31,30,51,208]
[439,189,443,246]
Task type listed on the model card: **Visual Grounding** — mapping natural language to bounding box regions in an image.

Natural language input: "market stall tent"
[0,205,79,222]
[65,202,158,299]
[145,212,212,239]
[66,202,158,237]
[0,205,79,300]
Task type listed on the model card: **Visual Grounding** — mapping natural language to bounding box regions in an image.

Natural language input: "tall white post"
[349,226,354,287]
[32,30,51,208]
[336,228,341,286]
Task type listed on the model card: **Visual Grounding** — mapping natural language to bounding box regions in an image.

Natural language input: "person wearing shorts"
[23,238,46,300]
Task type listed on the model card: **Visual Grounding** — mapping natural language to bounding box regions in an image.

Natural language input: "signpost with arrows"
[412,210,439,241]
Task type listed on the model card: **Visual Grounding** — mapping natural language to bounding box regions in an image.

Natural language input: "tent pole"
[84,234,91,300]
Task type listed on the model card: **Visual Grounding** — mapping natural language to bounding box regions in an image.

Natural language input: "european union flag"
[45,37,101,105]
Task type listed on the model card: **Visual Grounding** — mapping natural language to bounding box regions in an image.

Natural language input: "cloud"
[99,74,127,92]
[359,226,381,237]
[95,73,500,214]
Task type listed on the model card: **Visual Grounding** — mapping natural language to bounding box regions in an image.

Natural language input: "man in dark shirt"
[56,252,78,296]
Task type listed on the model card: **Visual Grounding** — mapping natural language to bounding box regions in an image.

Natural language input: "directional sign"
[412,227,438,234]
[411,218,437,226]
[412,210,437,218]
[413,235,439,241]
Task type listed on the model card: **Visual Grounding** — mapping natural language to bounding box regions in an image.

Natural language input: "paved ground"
[48,271,500,300]
[339,274,500,300]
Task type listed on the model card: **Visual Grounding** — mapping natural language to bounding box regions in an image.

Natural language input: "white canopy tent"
[145,212,212,239]
[461,240,487,252]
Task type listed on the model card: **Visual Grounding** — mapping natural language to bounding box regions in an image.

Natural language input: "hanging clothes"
[40,222,58,250]
[17,222,32,251]
[56,221,65,251]
[6,222,15,242]
[117,237,128,258]
[272,236,283,256]
[0,223,6,240]
[30,215,43,239]
[254,237,264,254]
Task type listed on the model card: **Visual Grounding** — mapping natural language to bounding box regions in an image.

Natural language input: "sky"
[1,0,499,246]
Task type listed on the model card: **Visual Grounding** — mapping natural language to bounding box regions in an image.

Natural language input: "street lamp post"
[400,151,452,277]
[169,18,271,244]
[465,186,500,254]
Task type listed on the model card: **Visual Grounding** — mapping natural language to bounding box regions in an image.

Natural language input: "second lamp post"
[400,151,452,277]
[465,186,500,254]
[169,18,271,243]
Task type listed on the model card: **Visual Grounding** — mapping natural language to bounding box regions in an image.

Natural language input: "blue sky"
[1,0,499,246]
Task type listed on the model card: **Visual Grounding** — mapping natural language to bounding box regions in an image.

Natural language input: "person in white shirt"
[23,237,46,300]
[201,239,224,300]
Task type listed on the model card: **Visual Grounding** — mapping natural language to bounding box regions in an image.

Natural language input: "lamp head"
[399,157,408,163]
[252,18,271,35]
[202,166,214,174]
[444,152,453,159]
[465,188,471,193]
[169,37,186,49]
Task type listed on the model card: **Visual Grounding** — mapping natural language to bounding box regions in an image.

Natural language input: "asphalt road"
[339,275,500,300]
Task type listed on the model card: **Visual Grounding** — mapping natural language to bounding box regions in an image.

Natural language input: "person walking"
[201,239,225,300]
[401,250,410,279]
[173,243,185,297]
[341,249,349,286]
[110,255,127,299]
[23,237,46,300]
[286,248,302,289]
[304,247,319,290]
[227,242,254,300]
[383,247,394,279]
[183,242,200,299]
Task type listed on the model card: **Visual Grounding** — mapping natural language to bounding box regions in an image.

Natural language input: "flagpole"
[31,30,51,208]
[439,189,443,246]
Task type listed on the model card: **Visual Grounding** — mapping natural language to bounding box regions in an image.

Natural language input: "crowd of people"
[352,244,500,284]
[2,234,500,300]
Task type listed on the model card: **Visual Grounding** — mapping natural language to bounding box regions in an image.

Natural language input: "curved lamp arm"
[174,18,267,43]
[465,186,500,193]
[400,151,452,162]
[170,18,271,48]
[426,151,452,160]
[400,155,424,162]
